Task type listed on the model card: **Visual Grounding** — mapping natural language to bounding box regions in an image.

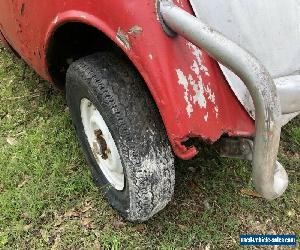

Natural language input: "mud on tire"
[66,52,175,222]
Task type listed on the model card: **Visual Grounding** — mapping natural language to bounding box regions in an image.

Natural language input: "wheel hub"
[80,98,125,190]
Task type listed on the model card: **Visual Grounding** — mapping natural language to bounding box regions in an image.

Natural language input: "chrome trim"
[158,0,288,199]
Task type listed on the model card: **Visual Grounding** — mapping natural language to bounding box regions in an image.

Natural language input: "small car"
[1,0,299,222]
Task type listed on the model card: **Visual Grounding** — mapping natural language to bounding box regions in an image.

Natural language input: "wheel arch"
[45,11,141,87]
[44,12,174,152]
[44,8,255,160]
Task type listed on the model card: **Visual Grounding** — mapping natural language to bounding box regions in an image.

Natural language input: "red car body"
[0,0,254,160]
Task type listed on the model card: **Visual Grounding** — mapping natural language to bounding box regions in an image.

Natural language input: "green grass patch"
[0,45,299,249]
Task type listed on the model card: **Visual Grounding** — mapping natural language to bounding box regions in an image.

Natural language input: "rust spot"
[94,129,109,160]
[20,3,25,16]
[95,129,103,137]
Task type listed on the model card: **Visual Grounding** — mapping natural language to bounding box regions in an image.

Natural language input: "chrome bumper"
[157,0,300,199]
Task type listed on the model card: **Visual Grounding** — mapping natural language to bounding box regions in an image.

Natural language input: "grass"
[0,45,299,250]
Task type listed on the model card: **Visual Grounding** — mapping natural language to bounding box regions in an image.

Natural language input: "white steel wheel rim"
[80,98,124,190]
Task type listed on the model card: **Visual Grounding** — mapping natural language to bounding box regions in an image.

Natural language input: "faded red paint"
[0,0,255,159]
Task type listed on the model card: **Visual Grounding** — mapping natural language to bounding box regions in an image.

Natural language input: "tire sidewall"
[66,53,175,222]
[66,72,131,217]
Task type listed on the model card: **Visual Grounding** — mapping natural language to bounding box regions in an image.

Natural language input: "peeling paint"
[116,26,143,50]
[201,64,210,76]
[176,69,193,117]
[205,85,216,104]
[214,106,219,118]
[176,68,206,118]
[188,42,202,64]
[176,42,219,119]
[188,42,210,76]
[204,112,209,122]
[191,60,200,75]
[52,16,59,24]
[116,27,131,50]
[188,74,206,109]
[128,25,143,35]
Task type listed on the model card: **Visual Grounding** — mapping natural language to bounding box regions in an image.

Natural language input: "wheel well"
[46,22,125,87]
[45,22,175,159]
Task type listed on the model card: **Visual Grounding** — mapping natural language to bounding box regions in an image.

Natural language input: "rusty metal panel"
[0,0,254,159]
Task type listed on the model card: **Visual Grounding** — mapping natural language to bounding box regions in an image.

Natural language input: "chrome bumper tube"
[158,0,289,199]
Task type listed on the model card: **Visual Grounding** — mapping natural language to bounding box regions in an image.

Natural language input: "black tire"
[66,52,175,222]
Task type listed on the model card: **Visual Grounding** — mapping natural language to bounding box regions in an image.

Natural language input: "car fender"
[12,0,255,159]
